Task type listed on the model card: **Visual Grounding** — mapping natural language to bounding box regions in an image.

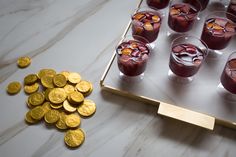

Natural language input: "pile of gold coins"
[6,67,96,148]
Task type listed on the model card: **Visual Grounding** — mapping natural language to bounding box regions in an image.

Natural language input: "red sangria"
[168,36,208,82]
[146,0,170,10]
[220,52,236,94]
[131,9,162,44]
[168,0,200,33]
[116,39,150,77]
[201,12,236,51]
[227,0,236,22]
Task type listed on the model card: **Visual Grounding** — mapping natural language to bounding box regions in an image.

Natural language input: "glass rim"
[171,35,208,63]
[115,35,151,54]
[169,0,202,12]
[131,6,163,19]
[226,52,236,71]
[205,11,236,22]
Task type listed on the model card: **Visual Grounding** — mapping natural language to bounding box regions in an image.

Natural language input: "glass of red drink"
[220,52,236,94]
[131,7,162,48]
[116,36,150,80]
[200,11,236,57]
[168,35,208,83]
[146,0,170,10]
[167,0,201,35]
[218,52,236,101]
[227,0,236,23]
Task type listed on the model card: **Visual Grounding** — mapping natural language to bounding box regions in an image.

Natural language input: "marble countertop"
[1,0,236,157]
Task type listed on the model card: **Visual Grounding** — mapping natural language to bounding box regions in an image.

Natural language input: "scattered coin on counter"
[6,69,96,149]
[17,56,31,68]
[6,81,22,95]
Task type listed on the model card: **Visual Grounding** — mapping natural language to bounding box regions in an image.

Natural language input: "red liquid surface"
[117,40,150,76]
[221,59,236,94]
[146,0,170,9]
[201,18,236,50]
[169,43,205,77]
[168,3,198,32]
[132,11,161,43]
[227,2,236,22]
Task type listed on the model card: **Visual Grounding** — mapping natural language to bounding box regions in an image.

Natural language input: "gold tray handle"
[158,102,215,130]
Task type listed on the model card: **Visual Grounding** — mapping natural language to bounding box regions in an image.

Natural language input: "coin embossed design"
[30,106,45,120]
[24,83,39,94]
[56,112,68,130]
[75,80,92,94]
[28,92,45,106]
[65,114,81,128]
[68,72,81,84]
[48,88,67,104]
[63,100,77,113]
[44,109,60,124]
[68,91,84,105]
[24,74,38,85]
[77,99,96,117]
[17,56,31,68]
[41,75,54,88]
[53,74,67,87]
[64,129,85,148]
[6,81,21,95]
[63,84,75,95]
[38,69,56,79]
[25,110,38,124]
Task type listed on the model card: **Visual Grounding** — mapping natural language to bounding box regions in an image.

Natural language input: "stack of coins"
[6,69,96,148]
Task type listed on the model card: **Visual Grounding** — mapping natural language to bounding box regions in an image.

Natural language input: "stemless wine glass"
[167,0,201,36]
[218,52,236,101]
[200,11,236,57]
[131,7,162,49]
[116,36,151,81]
[168,35,208,83]
[227,0,236,23]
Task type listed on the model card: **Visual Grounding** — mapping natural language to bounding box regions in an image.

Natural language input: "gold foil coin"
[68,72,81,84]
[64,129,85,148]
[41,75,54,89]
[63,100,76,113]
[38,69,56,79]
[53,74,67,87]
[68,91,84,105]
[56,112,68,130]
[42,102,51,113]
[6,81,21,95]
[75,80,92,94]
[63,84,75,95]
[17,56,31,68]
[24,83,39,94]
[60,71,70,80]
[44,88,52,101]
[50,103,63,109]
[28,92,45,106]
[30,106,45,120]
[25,110,38,124]
[48,88,67,104]
[77,99,96,117]
[24,74,38,85]
[65,114,81,128]
[44,109,60,124]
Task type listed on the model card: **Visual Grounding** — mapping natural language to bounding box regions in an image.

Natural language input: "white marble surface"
[0,0,236,157]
